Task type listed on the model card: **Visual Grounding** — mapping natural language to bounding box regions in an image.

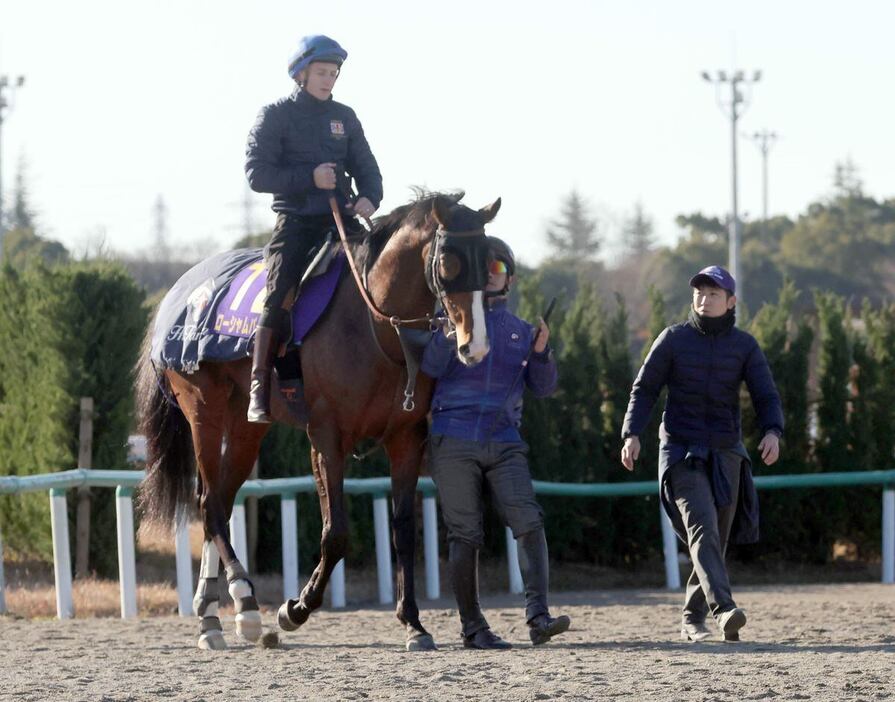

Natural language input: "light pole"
[748,129,778,237]
[0,73,26,247]
[701,69,761,305]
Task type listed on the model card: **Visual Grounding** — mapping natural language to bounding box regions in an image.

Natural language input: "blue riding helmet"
[288,35,348,79]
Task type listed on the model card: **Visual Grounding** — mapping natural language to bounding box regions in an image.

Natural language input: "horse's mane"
[361,188,465,266]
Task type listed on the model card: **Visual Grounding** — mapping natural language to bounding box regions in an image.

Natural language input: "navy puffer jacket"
[245,88,382,217]
[622,319,783,448]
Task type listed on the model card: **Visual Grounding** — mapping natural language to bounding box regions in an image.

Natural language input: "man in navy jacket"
[621,266,783,642]
[422,237,570,650]
[244,35,382,423]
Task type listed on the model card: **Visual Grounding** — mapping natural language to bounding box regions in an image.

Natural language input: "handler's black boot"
[518,528,571,645]
[247,326,278,423]
[449,541,511,650]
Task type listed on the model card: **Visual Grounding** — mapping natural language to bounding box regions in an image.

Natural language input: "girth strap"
[394,326,432,412]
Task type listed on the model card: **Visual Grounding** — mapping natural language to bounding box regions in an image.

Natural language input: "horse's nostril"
[459,344,470,357]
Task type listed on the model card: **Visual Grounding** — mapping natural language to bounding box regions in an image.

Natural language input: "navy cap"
[689,265,736,295]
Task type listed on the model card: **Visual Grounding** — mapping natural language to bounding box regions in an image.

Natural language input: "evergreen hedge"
[0,261,146,575]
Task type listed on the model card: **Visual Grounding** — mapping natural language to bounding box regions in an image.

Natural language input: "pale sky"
[1,0,893,267]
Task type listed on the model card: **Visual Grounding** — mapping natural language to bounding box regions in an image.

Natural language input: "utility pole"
[0,74,26,250]
[701,69,761,305]
[152,194,171,263]
[749,129,778,234]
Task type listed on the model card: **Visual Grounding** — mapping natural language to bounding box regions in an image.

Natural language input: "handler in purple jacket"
[621,266,783,642]
[422,237,570,650]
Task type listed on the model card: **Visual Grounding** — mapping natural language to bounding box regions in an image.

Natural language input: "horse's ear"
[433,196,453,229]
[479,197,502,224]
[438,251,462,281]
[448,190,465,204]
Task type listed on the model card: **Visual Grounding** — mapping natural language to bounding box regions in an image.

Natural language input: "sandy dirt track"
[1,583,893,701]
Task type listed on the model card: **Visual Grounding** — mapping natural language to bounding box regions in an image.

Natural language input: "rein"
[329,196,433,329]
[329,196,437,412]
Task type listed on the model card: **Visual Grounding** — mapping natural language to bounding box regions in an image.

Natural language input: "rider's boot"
[247,325,278,423]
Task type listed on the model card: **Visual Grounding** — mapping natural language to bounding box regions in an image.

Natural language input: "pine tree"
[546,190,600,261]
[745,280,814,561]
[10,160,36,232]
[622,201,656,258]
[812,291,852,561]
[635,286,668,478]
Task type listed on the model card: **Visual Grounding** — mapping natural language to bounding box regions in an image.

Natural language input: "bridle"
[328,197,489,411]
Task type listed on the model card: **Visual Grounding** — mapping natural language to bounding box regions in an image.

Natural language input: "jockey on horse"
[245,34,382,423]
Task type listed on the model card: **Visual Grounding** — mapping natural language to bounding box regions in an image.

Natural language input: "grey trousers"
[427,434,544,548]
[429,434,548,631]
[666,453,742,623]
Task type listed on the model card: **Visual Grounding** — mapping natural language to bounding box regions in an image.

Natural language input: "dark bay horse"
[136,192,500,650]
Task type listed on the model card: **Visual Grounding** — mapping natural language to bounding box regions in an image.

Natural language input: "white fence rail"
[1,468,893,618]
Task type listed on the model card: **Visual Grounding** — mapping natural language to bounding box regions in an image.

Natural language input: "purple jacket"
[421,301,558,442]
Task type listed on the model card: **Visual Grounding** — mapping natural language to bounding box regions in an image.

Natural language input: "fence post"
[883,488,894,584]
[75,397,93,579]
[115,486,138,618]
[330,559,346,608]
[49,488,74,618]
[373,495,393,605]
[229,499,248,569]
[660,506,681,590]
[281,494,299,601]
[422,495,440,600]
[505,527,523,595]
[0,524,6,614]
[174,518,194,616]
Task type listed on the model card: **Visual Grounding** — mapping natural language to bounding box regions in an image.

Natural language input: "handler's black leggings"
[259,213,335,330]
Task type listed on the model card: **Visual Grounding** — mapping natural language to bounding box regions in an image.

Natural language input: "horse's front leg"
[278,421,348,632]
[386,422,436,651]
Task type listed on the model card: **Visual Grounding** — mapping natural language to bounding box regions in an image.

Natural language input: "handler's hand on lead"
[621,436,640,472]
[758,432,780,466]
[313,162,338,190]
[533,318,550,353]
[349,196,377,219]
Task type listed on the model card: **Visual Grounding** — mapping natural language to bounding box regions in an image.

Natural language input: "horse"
[135,191,501,651]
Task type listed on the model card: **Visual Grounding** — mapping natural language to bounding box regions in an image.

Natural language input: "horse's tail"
[134,323,196,531]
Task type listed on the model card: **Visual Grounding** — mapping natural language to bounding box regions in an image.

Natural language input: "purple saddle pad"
[212,252,345,343]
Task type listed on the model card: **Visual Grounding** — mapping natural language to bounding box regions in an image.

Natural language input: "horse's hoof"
[198,630,227,650]
[406,633,437,652]
[236,610,263,642]
[277,602,300,632]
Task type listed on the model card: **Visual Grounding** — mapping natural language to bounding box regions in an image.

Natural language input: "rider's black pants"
[260,213,334,330]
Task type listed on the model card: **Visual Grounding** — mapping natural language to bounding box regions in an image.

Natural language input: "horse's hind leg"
[218,396,269,643]
[193,539,226,650]
[171,369,265,647]
[168,372,231,650]
[386,422,436,651]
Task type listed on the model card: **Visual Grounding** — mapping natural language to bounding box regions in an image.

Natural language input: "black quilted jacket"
[622,320,784,448]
